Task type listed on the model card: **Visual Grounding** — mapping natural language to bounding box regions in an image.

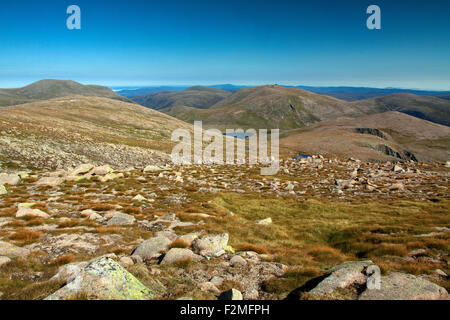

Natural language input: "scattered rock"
[0,241,31,258]
[210,276,224,287]
[392,165,404,173]
[434,269,447,278]
[132,194,146,202]
[143,165,170,172]
[160,248,202,265]
[50,261,88,283]
[192,233,229,257]
[36,176,64,187]
[69,163,94,176]
[132,236,172,259]
[198,282,221,295]
[219,288,243,300]
[243,289,259,300]
[230,255,247,267]
[120,256,134,267]
[16,203,50,219]
[309,260,374,296]
[89,165,113,176]
[0,256,12,267]
[389,183,405,192]
[255,217,272,225]
[0,173,20,186]
[107,212,136,226]
[176,233,200,246]
[359,272,448,300]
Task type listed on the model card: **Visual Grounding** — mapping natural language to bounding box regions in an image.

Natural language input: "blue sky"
[0,0,449,89]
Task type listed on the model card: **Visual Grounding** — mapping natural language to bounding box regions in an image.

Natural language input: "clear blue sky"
[0,0,449,89]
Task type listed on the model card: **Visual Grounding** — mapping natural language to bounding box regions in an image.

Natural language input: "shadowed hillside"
[0,80,132,106]
[352,93,450,126]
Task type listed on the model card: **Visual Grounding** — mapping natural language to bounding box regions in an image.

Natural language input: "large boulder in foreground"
[309,260,374,296]
[306,260,448,300]
[358,272,448,300]
[45,257,159,300]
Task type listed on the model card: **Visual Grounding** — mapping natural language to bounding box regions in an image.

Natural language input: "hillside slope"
[352,93,450,126]
[280,111,450,162]
[162,85,388,130]
[0,80,132,106]
[0,96,191,170]
[132,86,231,110]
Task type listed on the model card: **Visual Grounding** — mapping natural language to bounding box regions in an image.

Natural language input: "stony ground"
[0,157,449,300]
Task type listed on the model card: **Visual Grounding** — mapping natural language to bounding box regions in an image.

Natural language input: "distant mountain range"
[117,84,450,101]
[294,86,450,101]
[131,84,450,129]
[0,80,132,107]
[0,79,448,164]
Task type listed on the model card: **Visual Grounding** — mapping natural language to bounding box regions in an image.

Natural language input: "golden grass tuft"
[233,242,270,254]
[169,238,190,249]
[50,253,76,266]
[9,229,42,242]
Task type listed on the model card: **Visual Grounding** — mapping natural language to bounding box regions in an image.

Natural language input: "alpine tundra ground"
[0,156,449,300]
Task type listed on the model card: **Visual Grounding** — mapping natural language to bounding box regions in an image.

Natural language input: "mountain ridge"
[0,80,132,107]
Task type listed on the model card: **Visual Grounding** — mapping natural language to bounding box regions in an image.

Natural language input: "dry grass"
[50,253,76,266]
[233,242,270,254]
[9,229,42,242]
[169,238,190,249]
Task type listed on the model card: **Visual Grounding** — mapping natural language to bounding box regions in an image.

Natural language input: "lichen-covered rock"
[192,233,229,257]
[160,248,202,265]
[0,241,31,258]
[16,203,50,219]
[107,212,135,226]
[358,272,448,300]
[0,184,7,195]
[45,257,160,300]
[309,260,374,296]
[132,236,171,259]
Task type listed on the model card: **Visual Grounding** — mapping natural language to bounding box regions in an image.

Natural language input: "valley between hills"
[0,79,448,300]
